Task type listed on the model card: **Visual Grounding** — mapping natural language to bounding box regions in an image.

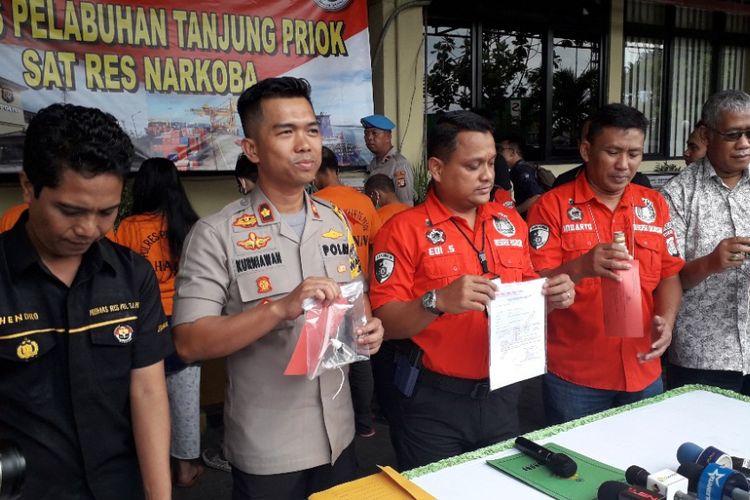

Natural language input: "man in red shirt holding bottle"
[527,104,684,424]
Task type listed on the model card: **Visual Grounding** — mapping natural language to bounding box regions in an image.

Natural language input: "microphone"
[677,462,750,500]
[733,457,750,479]
[625,465,691,500]
[597,481,667,500]
[513,436,577,478]
[677,442,734,469]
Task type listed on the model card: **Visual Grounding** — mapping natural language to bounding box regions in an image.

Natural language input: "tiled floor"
[174,376,545,499]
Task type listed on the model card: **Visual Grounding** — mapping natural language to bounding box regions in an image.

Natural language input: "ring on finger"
[565,291,571,300]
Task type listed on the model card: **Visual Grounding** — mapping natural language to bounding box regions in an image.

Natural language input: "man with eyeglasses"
[362,114,415,206]
[662,90,750,396]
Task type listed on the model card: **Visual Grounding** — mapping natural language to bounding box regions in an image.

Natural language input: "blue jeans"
[543,372,663,425]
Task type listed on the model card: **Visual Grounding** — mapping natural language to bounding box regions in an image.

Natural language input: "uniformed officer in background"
[172,77,384,500]
[362,114,416,206]
[0,103,173,499]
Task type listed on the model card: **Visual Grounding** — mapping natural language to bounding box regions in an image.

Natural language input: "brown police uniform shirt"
[173,188,362,475]
[368,146,415,206]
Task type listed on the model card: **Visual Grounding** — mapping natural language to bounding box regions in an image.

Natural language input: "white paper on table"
[487,277,546,391]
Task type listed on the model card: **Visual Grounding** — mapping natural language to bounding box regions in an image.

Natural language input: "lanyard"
[449,218,489,274]
[585,200,635,255]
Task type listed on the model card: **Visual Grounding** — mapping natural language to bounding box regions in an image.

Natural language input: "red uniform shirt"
[527,174,683,391]
[493,188,514,207]
[369,190,538,379]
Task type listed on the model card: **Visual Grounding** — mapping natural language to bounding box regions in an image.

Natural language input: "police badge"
[493,215,516,237]
[567,207,583,221]
[113,325,134,343]
[426,228,446,244]
[529,224,550,250]
[635,198,657,224]
[374,252,395,283]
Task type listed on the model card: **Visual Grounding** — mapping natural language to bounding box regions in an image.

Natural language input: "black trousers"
[395,376,521,470]
[230,442,357,500]
[348,359,374,433]
[667,363,750,396]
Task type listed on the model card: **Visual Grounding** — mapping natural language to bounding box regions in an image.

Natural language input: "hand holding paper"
[488,278,546,390]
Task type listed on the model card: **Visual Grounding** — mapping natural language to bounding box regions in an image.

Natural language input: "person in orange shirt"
[369,111,575,470]
[0,202,28,232]
[313,146,383,438]
[114,157,203,487]
[313,146,382,274]
[527,104,684,425]
[363,174,410,224]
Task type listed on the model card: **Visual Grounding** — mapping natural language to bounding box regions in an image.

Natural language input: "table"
[404,386,750,499]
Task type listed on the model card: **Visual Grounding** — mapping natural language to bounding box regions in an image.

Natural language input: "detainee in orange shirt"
[363,174,410,224]
[0,202,29,232]
[368,111,575,470]
[313,146,383,438]
[526,103,684,425]
[313,146,383,274]
[113,157,205,487]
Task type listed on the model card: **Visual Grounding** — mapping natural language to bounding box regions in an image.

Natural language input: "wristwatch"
[421,290,444,316]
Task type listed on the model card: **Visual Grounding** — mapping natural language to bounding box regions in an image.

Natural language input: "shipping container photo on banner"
[0,0,374,172]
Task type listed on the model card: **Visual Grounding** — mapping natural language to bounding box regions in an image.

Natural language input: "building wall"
[368,0,426,171]
[2,0,747,215]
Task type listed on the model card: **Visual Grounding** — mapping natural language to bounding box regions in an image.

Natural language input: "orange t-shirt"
[113,213,177,315]
[314,185,382,274]
[377,202,410,224]
[0,203,28,233]
[369,190,538,379]
[527,174,684,392]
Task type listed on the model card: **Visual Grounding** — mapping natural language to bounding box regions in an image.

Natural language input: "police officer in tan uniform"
[172,77,384,500]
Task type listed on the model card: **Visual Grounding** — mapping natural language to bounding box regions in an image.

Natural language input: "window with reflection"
[623,0,750,159]
[425,26,472,113]
[551,37,599,156]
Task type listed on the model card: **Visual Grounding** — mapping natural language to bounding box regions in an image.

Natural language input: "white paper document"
[488,278,546,390]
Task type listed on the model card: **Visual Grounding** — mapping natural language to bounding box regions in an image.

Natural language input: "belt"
[418,368,491,399]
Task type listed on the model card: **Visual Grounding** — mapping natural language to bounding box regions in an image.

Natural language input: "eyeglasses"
[708,126,750,142]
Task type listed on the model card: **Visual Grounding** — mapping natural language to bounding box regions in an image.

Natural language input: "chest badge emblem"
[233,213,258,228]
[493,215,516,237]
[237,233,272,251]
[16,339,39,360]
[635,198,657,224]
[323,229,343,239]
[114,325,134,344]
[567,207,583,221]
[257,276,272,294]
[426,228,446,244]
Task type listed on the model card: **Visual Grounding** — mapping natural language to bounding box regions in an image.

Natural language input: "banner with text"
[0,0,374,172]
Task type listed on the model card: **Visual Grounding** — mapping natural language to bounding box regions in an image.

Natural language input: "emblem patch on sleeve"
[374,252,395,283]
[662,221,681,257]
[529,224,550,250]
